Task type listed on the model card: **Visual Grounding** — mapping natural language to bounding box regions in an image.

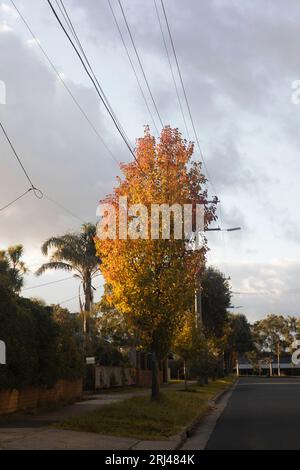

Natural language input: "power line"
[46,0,137,162]
[0,188,33,212]
[0,114,85,222]
[108,0,159,135]
[59,294,79,305]
[159,0,217,196]
[0,120,43,211]
[22,275,75,291]
[43,194,86,224]
[0,121,40,193]
[57,0,133,151]
[159,0,225,236]
[153,0,190,139]
[59,283,102,306]
[117,0,164,129]
[10,0,120,169]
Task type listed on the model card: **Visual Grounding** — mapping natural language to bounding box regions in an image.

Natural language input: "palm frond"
[41,237,68,256]
[36,262,73,276]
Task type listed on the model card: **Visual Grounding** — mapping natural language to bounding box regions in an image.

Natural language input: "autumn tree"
[95,126,216,399]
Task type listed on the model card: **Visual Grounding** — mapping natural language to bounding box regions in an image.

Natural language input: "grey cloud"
[204,138,256,190]
[0,31,124,250]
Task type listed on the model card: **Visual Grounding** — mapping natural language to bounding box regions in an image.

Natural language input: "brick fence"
[0,379,82,415]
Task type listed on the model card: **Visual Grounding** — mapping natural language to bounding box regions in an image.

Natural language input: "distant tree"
[201,266,231,338]
[223,313,253,373]
[0,255,10,288]
[36,223,101,336]
[0,245,27,292]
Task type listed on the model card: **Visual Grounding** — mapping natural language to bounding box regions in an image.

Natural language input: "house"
[235,355,300,376]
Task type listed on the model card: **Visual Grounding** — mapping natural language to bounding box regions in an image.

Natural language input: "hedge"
[0,284,83,390]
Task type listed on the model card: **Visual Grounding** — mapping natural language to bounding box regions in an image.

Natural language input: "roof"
[236,363,300,370]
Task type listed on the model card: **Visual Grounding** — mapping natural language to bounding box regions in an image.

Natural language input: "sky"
[1,0,300,322]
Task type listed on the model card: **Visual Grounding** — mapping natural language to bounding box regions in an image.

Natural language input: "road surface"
[206,376,300,450]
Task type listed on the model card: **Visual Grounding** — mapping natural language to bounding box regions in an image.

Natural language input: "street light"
[205,226,241,232]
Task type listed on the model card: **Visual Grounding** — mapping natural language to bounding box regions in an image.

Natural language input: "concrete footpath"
[0,384,186,450]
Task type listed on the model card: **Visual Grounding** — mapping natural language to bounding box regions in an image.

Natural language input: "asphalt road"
[206,376,300,450]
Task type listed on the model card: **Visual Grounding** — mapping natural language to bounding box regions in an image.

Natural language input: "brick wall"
[0,379,82,415]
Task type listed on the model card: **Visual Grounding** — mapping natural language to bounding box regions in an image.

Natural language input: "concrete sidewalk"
[0,384,186,450]
[0,427,181,450]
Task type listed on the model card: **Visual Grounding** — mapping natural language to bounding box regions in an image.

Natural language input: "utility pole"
[194,287,202,326]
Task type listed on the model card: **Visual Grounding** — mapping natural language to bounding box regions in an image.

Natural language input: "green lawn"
[56,376,236,440]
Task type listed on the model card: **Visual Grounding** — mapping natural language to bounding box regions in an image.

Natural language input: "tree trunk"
[84,273,92,313]
[197,375,205,386]
[277,344,281,377]
[151,350,160,400]
[82,272,92,350]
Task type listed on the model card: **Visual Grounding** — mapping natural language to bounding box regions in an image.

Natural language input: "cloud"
[228,260,300,321]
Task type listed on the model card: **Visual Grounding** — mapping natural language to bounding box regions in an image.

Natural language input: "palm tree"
[36,224,101,333]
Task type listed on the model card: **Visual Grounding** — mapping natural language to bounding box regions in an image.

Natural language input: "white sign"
[0,81,6,105]
[86,357,95,365]
[0,341,6,365]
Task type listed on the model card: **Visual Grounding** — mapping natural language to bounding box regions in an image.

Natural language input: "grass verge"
[56,376,235,441]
